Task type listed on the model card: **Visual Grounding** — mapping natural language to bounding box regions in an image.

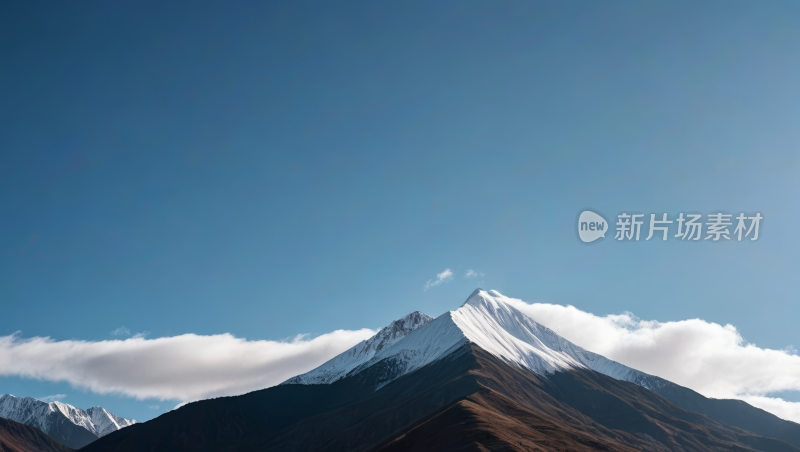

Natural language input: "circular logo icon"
[577,210,608,243]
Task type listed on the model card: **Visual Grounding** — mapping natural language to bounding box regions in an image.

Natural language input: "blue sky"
[1,1,799,423]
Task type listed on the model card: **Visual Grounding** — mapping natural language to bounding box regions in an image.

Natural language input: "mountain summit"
[82,289,800,452]
[287,289,646,388]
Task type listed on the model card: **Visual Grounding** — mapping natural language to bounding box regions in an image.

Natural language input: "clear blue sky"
[1,1,799,422]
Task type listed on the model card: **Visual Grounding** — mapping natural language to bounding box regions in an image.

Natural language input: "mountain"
[0,394,135,449]
[81,289,800,451]
[286,289,800,448]
[0,416,72,452]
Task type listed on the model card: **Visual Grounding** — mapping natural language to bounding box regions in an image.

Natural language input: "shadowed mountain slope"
[0,417,72,452]
[645,379,800,449]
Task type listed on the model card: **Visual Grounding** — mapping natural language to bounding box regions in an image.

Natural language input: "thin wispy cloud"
[501,295,800,423]
[424,269,453,291]
[147,404,160,410]
[37,394,67,403]
[0,328,375,404]
[464,270,484,278]
[110,327,130,336]
[132,331,150,339]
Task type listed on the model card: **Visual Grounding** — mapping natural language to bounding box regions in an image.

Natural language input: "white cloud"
[501,296,800,423]
[0,328,375,404]
[110,327,130,336]
[7,293,799,424]
[424,268,453,291]
[37,394,67,403]
[147,404,160,410]
[132,331,150,339]
[464,270,484,278]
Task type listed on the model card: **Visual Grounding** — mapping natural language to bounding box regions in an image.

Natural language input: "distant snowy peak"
[0,394,136,439]
[85,406,136,437]
[285,289,656,392]
[283,310,434,385]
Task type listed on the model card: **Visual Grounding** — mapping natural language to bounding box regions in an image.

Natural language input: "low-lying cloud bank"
[503,296,800,423]
[0,329,374,403]
[1,296,798,423]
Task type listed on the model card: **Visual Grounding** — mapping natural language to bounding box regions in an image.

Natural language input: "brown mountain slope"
[81,344,799,452]
[376,346,799,452]
[0,417,72,452]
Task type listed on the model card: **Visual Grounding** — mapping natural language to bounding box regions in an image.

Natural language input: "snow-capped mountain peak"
[0,393,136,444]
[450,289,589,373]
[285,289,654,391]
[86,405,136,437]
[282,309,434,385]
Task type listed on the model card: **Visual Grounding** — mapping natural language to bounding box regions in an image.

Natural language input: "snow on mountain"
[0,394,136,439]
[283,310,434,385]
[285,289,657,391]
[85,406,136,437]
